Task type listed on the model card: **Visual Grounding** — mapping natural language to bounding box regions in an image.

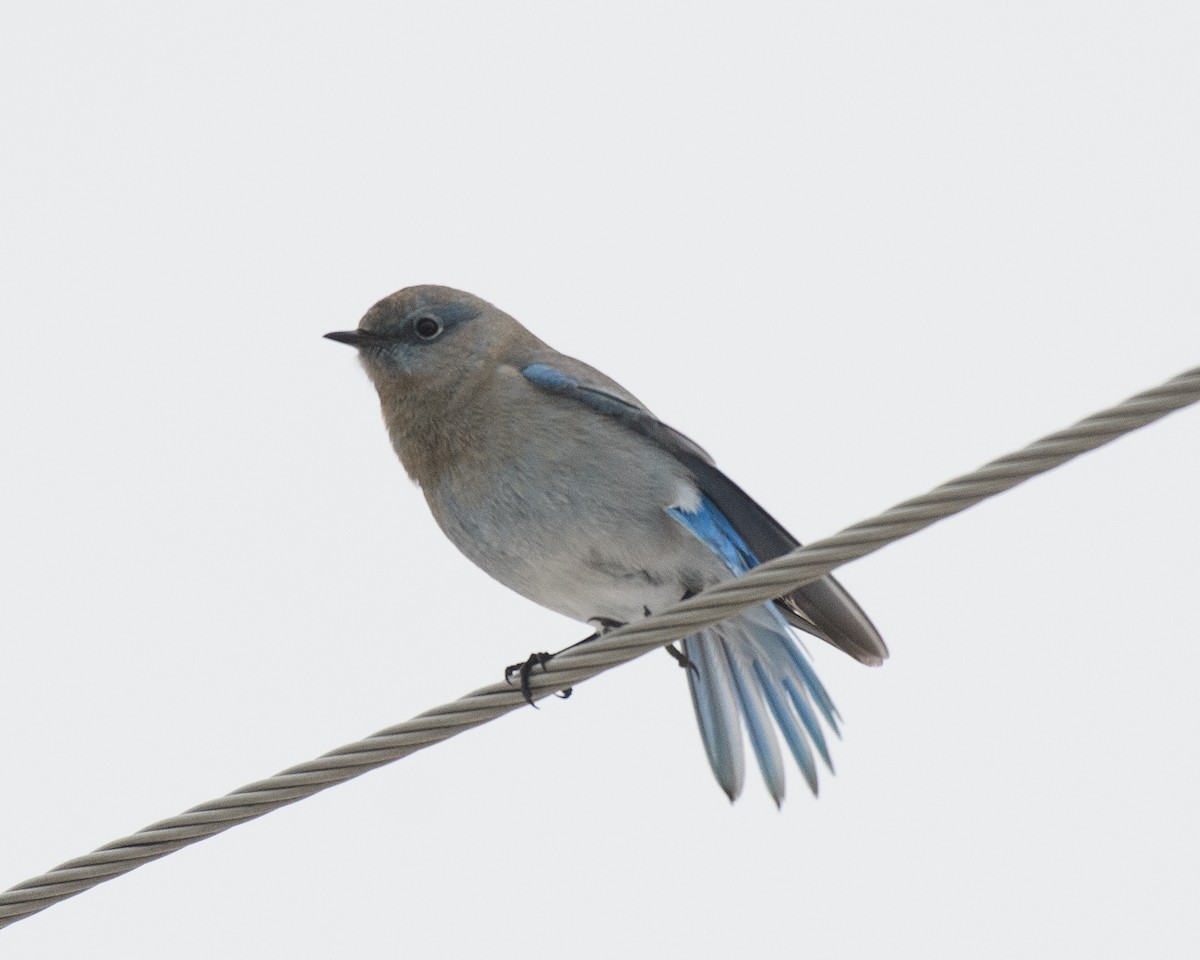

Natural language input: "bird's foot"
[505,652,573,706]
[664,643,699,675]
[505,618,630,706]
[655,595,699,673]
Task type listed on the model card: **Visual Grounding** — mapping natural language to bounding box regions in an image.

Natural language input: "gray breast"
[426,403,726,625]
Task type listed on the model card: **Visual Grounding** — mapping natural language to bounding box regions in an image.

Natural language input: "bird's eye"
[414,316,443,340]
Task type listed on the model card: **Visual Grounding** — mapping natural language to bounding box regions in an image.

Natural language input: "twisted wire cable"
[3,365,1198,930]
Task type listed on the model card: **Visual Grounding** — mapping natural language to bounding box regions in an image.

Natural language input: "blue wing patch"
[521,362,643,419]
[668,495,759,576]
[521,362,577,391]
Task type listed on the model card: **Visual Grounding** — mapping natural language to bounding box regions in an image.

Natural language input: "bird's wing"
[519,359,888,666]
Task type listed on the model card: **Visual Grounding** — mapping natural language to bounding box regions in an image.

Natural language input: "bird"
[326,285,887,804]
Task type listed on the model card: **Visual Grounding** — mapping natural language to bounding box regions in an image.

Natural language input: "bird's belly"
[518,548,705,626]
[428,475,724,627]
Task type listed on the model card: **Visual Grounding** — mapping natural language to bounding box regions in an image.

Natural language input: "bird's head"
[326,285,534,395]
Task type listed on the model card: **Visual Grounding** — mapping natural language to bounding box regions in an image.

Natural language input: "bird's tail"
[681,601,839,805]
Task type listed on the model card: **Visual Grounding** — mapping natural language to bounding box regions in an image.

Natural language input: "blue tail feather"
[718,631,785,805]
[781,676,834,772]
[682,632,744,801]
[741,602,839,764]
[669,492,851,802]
[682,604,839,802]
[753,659,819,795]
[782,644,842,735]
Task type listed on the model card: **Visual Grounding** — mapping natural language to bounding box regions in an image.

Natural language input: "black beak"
[324,330,387,347]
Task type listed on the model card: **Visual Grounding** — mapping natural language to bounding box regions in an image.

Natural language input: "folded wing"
[520,360,888,666]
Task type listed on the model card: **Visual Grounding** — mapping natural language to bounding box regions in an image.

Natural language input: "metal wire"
[3,365,1198,929]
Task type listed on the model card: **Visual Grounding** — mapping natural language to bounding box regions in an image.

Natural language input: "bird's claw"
[505,652,573,706]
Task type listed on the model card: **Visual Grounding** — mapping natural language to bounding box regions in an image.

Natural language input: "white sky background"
[2,2,1198,956]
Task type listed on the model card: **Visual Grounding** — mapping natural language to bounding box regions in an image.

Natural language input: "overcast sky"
[2,3,1198,957]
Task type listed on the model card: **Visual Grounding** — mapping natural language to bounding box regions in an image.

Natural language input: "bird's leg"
[664,643,699,675]
[505,617,625,707]
[661,591,700,674]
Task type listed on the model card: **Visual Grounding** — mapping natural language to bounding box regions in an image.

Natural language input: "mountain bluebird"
[327,285,887,804]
